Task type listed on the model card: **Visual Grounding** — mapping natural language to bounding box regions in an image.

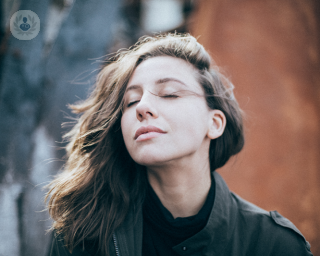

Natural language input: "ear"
[207,110,226,139]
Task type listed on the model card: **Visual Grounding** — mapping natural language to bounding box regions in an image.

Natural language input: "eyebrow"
[156,77,187,87]
[125,77,187,93]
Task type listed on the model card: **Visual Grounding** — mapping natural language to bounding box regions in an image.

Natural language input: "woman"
[47,34,312,256]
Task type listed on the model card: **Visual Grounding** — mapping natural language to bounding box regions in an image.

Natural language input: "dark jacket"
[49,172,313,256]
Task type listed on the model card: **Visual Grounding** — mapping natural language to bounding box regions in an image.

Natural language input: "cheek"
[173,102,209,131]
[120,113,132,144]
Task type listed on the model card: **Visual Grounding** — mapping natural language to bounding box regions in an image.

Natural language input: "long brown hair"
[46,33,244,255]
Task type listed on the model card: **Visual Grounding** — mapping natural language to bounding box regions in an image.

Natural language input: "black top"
[142,177,215,256]
[48,172,313,256]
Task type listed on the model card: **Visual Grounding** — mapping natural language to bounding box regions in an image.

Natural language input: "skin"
[121,56,226,218]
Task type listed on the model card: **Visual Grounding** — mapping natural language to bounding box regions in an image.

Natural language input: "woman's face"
[121,56,218,167]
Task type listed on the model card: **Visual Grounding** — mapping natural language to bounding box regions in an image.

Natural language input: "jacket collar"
[113,171,237,256]
[172,171,237,255]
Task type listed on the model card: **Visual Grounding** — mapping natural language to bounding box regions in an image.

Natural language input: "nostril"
[136,101,158,120]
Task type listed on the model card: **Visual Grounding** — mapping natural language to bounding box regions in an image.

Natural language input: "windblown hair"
[46,33,244,255]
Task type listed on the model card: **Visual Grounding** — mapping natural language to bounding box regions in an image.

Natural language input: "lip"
[134,125,166,140]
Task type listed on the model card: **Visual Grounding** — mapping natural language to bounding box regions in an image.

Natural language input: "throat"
[146,167,212,218]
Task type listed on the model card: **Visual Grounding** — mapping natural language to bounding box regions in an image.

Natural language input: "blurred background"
[0,0,319,255]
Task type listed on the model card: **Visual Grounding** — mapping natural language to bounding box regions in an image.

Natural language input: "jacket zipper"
[112,233,120,256]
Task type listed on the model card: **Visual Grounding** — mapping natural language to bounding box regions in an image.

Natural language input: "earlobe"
[207,110,226,140]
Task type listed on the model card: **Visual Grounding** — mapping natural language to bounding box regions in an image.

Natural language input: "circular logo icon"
[10,10,40,40]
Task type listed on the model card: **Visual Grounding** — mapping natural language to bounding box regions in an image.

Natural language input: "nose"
[136,95,158,122]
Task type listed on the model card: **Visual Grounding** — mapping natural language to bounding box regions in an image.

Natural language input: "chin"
[134,157,165,167]
[132,152,173,167]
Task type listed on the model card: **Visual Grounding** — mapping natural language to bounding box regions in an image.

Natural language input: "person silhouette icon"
[20,17,30,31]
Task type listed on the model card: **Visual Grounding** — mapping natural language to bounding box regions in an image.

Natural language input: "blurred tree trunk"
[191,0,320,254]
[0,0,121,255]
[0,1,50,255]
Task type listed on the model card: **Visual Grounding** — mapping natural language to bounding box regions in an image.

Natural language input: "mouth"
[134,125,166,140]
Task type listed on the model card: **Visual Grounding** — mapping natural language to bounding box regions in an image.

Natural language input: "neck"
[146,160,211,219]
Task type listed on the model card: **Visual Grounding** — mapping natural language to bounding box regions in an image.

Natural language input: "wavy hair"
[46,33,244,255]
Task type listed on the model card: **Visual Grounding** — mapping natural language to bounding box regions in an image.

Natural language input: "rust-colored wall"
[191,0,320,254]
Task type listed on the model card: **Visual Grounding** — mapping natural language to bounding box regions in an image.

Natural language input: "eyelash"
[127,101,139,107]
[160,94,179,99]
[126,94,179,108]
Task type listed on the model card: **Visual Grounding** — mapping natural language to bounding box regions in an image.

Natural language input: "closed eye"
[160,94,179,98]
[127,100,140,107]
[126,94,178,108]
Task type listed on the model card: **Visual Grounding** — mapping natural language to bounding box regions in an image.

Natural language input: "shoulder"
[231,193,313,256]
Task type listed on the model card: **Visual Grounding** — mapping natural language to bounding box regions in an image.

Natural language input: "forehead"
[127,56,200,90]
